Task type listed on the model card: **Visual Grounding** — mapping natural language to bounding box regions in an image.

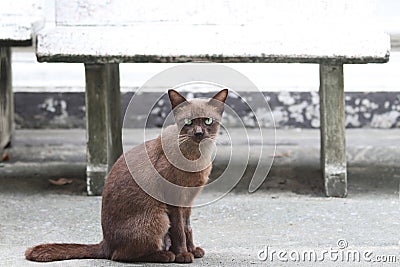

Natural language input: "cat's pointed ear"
[212,89,229,103]
[168,89,187,110]
[209,89,228,114]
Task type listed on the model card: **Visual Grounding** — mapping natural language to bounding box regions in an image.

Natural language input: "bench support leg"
[85,64,122,196]
[106,64,122,171]
[0,47,13,149]
[319,64,347,197]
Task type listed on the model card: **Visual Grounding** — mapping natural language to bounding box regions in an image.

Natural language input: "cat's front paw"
[175,252,194,263]
[191,247,205,258]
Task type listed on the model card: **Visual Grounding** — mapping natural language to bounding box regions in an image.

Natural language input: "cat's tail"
[25,241,107,262]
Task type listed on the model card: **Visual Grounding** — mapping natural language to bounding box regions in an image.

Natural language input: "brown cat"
[25,89,228,263]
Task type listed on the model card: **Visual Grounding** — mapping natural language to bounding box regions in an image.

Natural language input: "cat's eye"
[204,118,213,125]
[184,118,192,125]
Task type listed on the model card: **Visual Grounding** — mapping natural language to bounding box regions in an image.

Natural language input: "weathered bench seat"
[36,0,391,197]
[0,15,44,45]
[37,25,389,64]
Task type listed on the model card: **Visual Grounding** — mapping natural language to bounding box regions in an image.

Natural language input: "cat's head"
[168,89,228,144]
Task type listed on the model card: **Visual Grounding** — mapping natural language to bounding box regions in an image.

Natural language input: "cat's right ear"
[168,89,187,110]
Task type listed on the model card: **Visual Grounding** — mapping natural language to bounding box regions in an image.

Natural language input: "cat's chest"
[176,166,211,187]
[158,157,211,187]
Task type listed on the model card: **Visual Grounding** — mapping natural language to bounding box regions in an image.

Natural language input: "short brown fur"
[25,89,228,263]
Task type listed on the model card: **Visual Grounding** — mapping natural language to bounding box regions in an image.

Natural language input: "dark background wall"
[14,91,400,129]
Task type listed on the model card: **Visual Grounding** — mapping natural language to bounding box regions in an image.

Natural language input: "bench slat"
[0,15,44,46]
[36,25,390,64]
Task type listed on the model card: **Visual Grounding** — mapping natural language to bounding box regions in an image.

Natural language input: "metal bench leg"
[84,64,122,196]
[319,64,347,197]
[0,47,13,149]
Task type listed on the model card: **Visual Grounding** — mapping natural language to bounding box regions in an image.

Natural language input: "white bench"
[0,2,44,149]
[36,0,390,197]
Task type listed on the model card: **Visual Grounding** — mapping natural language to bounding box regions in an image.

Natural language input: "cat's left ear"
[168,89,187,110]
[209,89,228,114]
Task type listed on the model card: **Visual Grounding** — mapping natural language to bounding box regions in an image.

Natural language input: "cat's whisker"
[178,138,189,143]
[178,137,190,146]
[178,137,188,142]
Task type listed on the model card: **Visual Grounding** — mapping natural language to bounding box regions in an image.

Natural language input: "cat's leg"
[138,228,174,262]
[109,211,172,263]
[168,206,194,263]
[183,207,205,258]
[111,245,175,263]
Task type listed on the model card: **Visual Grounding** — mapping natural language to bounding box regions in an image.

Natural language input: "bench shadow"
[210,161,399,198]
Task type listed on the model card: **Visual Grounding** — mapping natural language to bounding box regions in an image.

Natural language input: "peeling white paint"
[53,99,69,125]
[39,97,56,112]
[361,98,370,106]
[277,91,295,105]
[241,114,256,127]
[345,105,357,114]
[371,111,400,128]
[305,104,319,124]
[151,107,161,114]
[252,107,274,128]
[384,101,390,109]
[370,102,379,109]
[311,118,320,128]
[290,112,304,123]
[311,92,319,105]
[346,114,361,127]
[270,107,289,126]
[221,112,238,127]
[288,101,308,123]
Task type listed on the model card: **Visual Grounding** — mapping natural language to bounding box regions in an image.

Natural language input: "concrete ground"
[0,129,399,266]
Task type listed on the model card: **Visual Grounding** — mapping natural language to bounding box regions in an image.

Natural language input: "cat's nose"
[194,126,204,136]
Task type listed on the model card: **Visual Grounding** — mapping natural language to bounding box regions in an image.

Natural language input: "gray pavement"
[0,191,398,266]
[0,129,399,266]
